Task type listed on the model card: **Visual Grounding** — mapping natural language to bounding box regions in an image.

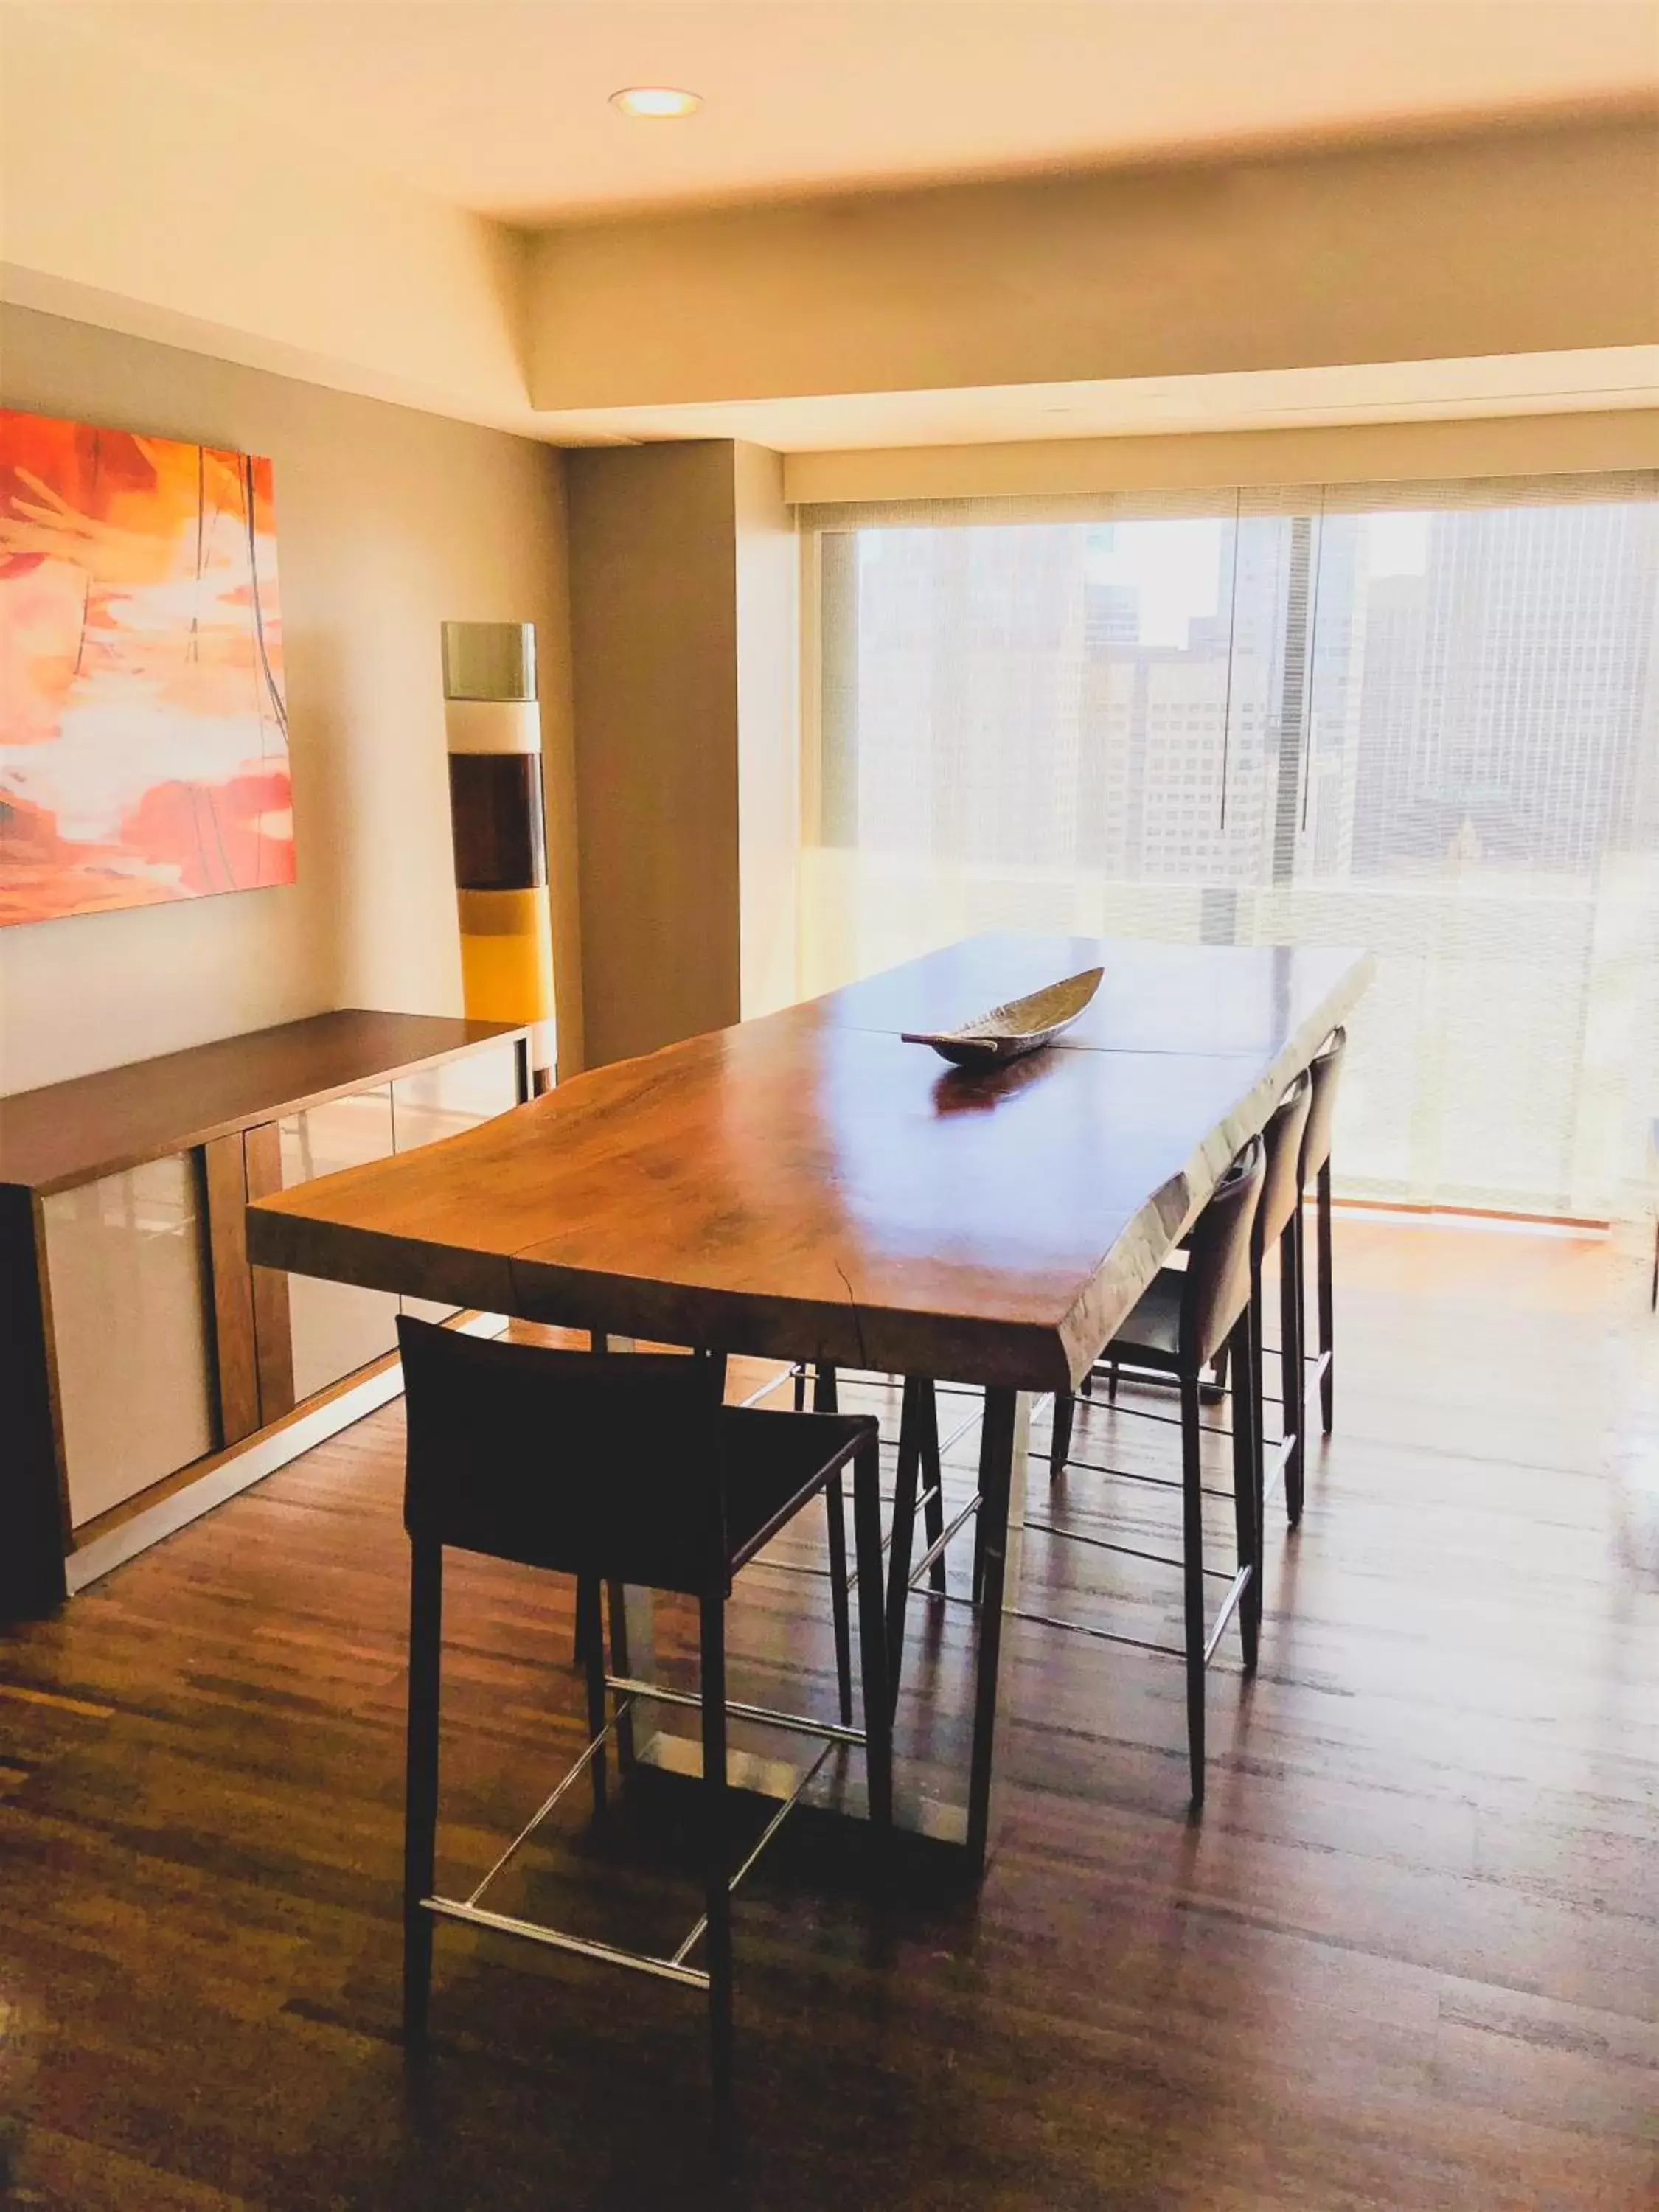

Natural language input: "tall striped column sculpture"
[441,621,556,1090]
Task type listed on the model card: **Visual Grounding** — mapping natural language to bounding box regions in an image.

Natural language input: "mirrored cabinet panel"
[279,1087,400,1401]
[1,1012,529,1615]
[42,1155,218,1528]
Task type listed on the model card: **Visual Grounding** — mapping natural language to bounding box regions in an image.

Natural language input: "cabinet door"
[42,1155,217,1528]
[393,1043,523,1321]
[280,1087,400,1400]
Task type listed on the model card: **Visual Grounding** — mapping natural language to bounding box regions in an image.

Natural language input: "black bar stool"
[1251,1071,1314,1527]
[1032,1136,1265,1809]
[578,1337,859,1717]
[1055,1075,1311,1535]
[396,1318,893,2107]
[1295,1027,1349,1510]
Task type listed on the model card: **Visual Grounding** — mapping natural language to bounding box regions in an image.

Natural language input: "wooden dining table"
[247,933,1372,1876]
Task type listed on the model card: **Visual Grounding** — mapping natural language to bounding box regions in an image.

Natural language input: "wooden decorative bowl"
[901,966,1104,1066]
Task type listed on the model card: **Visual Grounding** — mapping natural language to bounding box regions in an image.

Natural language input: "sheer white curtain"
[800,476,1659,1220]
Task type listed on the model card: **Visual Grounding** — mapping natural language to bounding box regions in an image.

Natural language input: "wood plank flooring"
[1,1217,1655,2210]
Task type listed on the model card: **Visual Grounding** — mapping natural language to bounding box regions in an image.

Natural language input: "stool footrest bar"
[1065,1401,1234,1439]
[671,1740,836,1966]
[465,1698,633,1907]
[602,1675,866,1747]
[1010,1563,1253,1669]
[1051,1453,1233,1503]
[1024,1519,1238,1580]
[1008,1606,1186,1660]
[906,1492,981,1590]
[425,1895,712,1990]
[1203,1568,1253,1666]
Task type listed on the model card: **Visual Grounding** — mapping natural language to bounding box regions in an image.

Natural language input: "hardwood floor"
[2,1218,1655,2210]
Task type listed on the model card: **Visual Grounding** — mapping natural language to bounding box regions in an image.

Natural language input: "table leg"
[613,1576,813,1806]
[966,1387,1030,1874]
[612,1377,1030,1882]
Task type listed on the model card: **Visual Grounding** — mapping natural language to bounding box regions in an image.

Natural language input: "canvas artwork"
[0,409,294,927]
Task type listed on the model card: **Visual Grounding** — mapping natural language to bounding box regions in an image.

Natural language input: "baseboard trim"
[65,1311,507,1595]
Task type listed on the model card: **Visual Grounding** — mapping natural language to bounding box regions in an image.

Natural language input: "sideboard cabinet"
[1,1012,529,1616]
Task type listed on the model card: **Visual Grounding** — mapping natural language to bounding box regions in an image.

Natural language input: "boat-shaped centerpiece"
[901,965,1104,1066]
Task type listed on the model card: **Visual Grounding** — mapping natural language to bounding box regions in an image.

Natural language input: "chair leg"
[970,1383,987,1604]
[851,1436,894,1837]
[607,1578,636,1768]
[403,1539,442,2048]
[1048,1388,1076,1481]
[1248,1242,1266,1551]
[1246,1300,1265,1644]
[1293,1192,1310,1450]
[813,1360,852,1720]
[1317,1158,1335,1434]
[1227,1312,1260,1672]
[824,1475,853,1725]
[919,1377,946,1592]
[1179,1370,1206,1814]
[578,1574,608,1816]
[1280,1218,1304,1526]
[573,1570,597,1667]
[698,1596,735,2113]
[792,1363,807,1411]
[885,1381,923,1708]
[572,1333,612,1669]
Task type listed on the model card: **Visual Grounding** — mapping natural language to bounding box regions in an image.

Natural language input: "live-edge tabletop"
[246,938,1371,1393]
[246,935,1372,1872]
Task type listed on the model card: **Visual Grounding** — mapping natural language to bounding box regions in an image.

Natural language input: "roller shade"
[801,473,1659,1219]
[798,470,1659,534]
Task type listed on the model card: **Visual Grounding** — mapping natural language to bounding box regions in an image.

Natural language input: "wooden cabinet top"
[1,1011,526,1197]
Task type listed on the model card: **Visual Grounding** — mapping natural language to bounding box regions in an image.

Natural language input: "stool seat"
[720,1406,873,1568]
[1111,1270,1183,1364]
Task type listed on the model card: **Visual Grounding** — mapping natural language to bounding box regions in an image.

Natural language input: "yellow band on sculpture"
[456,886,555,1024]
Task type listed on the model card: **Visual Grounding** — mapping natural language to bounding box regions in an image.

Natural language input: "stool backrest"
[1257,1069,1313,1253]
[397,1318,731,1596]
[1300,1027,1347,1183]
[1182,1135,1265,1369]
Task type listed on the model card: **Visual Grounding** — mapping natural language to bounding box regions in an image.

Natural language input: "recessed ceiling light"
[609,86,703,119]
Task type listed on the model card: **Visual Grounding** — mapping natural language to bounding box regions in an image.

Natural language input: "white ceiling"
[54,0,1659,225]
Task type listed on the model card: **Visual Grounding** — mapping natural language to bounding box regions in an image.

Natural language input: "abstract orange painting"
[0,410,294,927]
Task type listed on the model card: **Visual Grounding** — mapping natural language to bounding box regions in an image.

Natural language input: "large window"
[803,477,1659,1220]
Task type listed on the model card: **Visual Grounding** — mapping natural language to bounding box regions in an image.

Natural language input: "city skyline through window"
[805,483,1658,1218]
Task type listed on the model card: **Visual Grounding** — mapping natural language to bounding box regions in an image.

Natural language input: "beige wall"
[566,442,743,1066]
[0,304,581,1096]
[563,439,803,1060]
[733,442,800,1018]
[529,118,1659,412]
